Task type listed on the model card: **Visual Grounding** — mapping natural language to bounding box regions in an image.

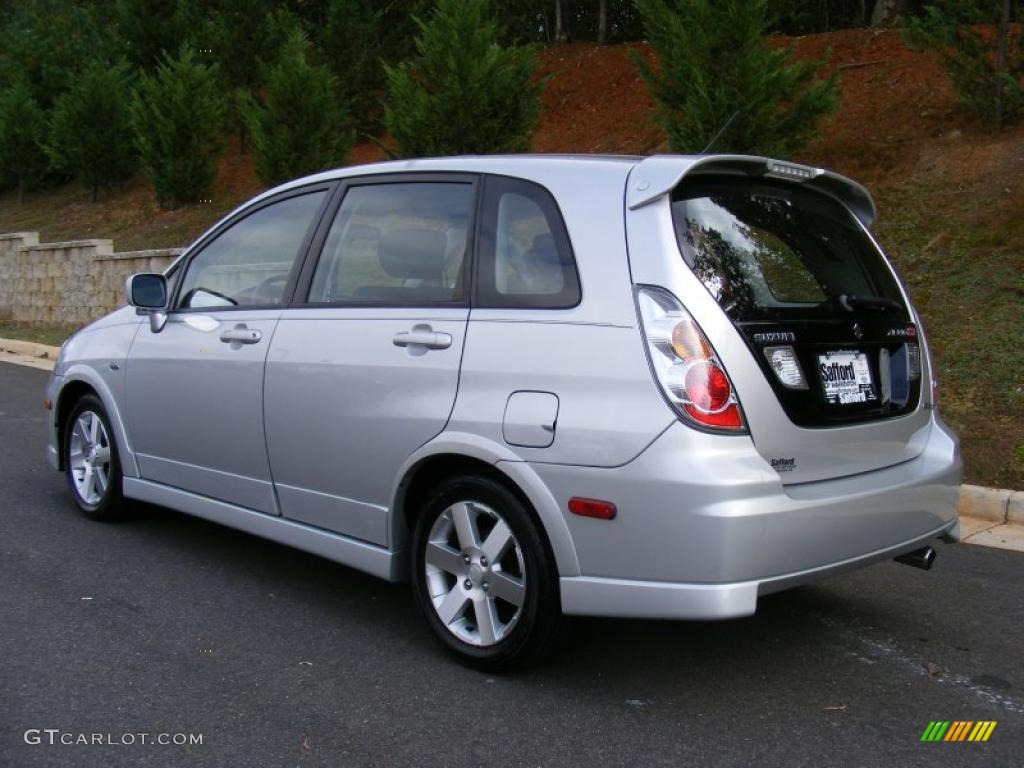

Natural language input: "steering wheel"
[242,273,289,305]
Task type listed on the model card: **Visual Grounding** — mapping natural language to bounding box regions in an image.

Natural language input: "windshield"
[671,181,907,322]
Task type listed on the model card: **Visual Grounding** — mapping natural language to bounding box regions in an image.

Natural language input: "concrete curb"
[960,484,1024,525]
[0,337,60,361]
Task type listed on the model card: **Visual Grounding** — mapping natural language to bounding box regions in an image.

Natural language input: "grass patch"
[0,322,73,347]
[875,182,1024,489]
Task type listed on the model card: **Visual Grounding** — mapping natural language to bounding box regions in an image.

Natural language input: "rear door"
[262,175,477,545]
[628,172,933,484]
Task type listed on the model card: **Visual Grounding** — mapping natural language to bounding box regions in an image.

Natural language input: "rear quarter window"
[476,176,580,309]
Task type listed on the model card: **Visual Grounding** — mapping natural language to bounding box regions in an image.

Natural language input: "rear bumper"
[532,412,962,619]
[560,520,956,619]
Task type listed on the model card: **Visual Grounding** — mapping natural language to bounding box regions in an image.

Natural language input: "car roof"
[169,154,876,272]
[259,153,875,226]
[264,153,643,193]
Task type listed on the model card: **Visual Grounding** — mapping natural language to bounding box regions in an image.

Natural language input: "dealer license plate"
[818,351,877,405]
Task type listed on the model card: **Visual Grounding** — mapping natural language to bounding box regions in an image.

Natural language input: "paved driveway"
[1,362,1021,767]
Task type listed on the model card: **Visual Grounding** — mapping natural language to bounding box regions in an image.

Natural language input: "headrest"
[528,233,559,265]
[379,228,448,281]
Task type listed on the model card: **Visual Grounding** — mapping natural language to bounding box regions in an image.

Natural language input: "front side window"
[307,182,474,305]
[177,190,327,309]
[477,177,580,309]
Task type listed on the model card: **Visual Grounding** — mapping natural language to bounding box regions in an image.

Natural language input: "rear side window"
[671,181,907,322]
[477,176,580,309]
[308,182,474,306]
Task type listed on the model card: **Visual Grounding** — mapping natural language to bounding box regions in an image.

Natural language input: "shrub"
[382,0,543,157]
[49,61,138,201]
[132,47,226,208]
[904,0,1022,130]
[0,82,49,202]
[243,31,352,186]
[635,0,838,156]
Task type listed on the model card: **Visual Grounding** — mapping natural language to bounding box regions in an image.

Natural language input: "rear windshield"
[671,181,907,322]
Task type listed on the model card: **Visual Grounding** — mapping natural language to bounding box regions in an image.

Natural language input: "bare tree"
[871,0,907,25]
[598,0,608,43]
[994,0,1012,130]
[555,0,565,41]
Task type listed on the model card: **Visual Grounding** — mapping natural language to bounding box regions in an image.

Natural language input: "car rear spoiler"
[626,154,878,229]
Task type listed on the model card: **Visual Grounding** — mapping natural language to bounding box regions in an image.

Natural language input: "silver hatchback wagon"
[45,154,962,667]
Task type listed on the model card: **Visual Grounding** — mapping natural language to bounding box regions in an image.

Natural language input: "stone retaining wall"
[0,231,182,326]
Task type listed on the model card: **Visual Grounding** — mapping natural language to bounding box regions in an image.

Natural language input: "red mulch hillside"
[344,27,968,185]
[530,27,971,184]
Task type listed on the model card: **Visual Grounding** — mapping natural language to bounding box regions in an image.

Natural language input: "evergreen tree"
[905,0,1021,130]
[0,82,49,203]
[243,30,351,186]
[202,3,305,152]
[132,47,226,208]
[323,0,385,131]
[0,0,119,108]
[635,0,838,156]
[117,0,197,71]
[321,0,430,133]
[49,61,138,201]
[382,0,543,157]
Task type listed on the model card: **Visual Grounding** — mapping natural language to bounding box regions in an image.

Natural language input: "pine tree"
[49,61,138,201]
[0,82,49,203]
[323,0,386,132]
[635,0,838,156]
[132,47,226,208]
[117,0,199,71]
[382,0,543,157]
[243,30,352,186]
[905,0,1022,130]
[321,0,431,134]
[0,0,119,109]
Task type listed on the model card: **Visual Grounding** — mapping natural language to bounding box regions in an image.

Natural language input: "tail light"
[636,286,746,431]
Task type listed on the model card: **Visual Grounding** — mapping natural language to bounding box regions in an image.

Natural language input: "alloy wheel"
[68,410,112,506]
[423,500,527,647]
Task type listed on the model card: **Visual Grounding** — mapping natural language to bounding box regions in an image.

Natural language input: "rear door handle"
[393,328,452,350]
[220,324,262,346]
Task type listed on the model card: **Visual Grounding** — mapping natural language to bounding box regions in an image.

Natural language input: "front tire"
[411,475,562,669]
[63,394,126,521]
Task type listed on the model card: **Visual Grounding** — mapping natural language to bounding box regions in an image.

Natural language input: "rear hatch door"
[626,156,933,485]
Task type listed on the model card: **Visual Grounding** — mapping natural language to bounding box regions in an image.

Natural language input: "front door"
[263,177,477,545]
[125,186,332,513]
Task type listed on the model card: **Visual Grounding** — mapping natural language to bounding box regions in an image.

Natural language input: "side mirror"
[125,273,169,333]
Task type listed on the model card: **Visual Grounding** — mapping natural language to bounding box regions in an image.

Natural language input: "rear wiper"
[837,293,902,312]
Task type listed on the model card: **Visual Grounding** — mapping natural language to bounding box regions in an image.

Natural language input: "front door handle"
[220,324,262,347]
[393,326,452,351]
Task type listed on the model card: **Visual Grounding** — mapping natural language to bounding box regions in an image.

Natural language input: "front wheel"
[63,394,126,521]
[411,475,562,669]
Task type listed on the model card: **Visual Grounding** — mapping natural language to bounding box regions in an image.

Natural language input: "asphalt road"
[1,361,1022,768]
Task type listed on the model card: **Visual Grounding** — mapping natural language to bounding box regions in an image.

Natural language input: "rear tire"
[411,474,562,669]
[63,394,127,521]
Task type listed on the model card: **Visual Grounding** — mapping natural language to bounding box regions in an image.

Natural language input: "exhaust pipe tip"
[895,546,936,571]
